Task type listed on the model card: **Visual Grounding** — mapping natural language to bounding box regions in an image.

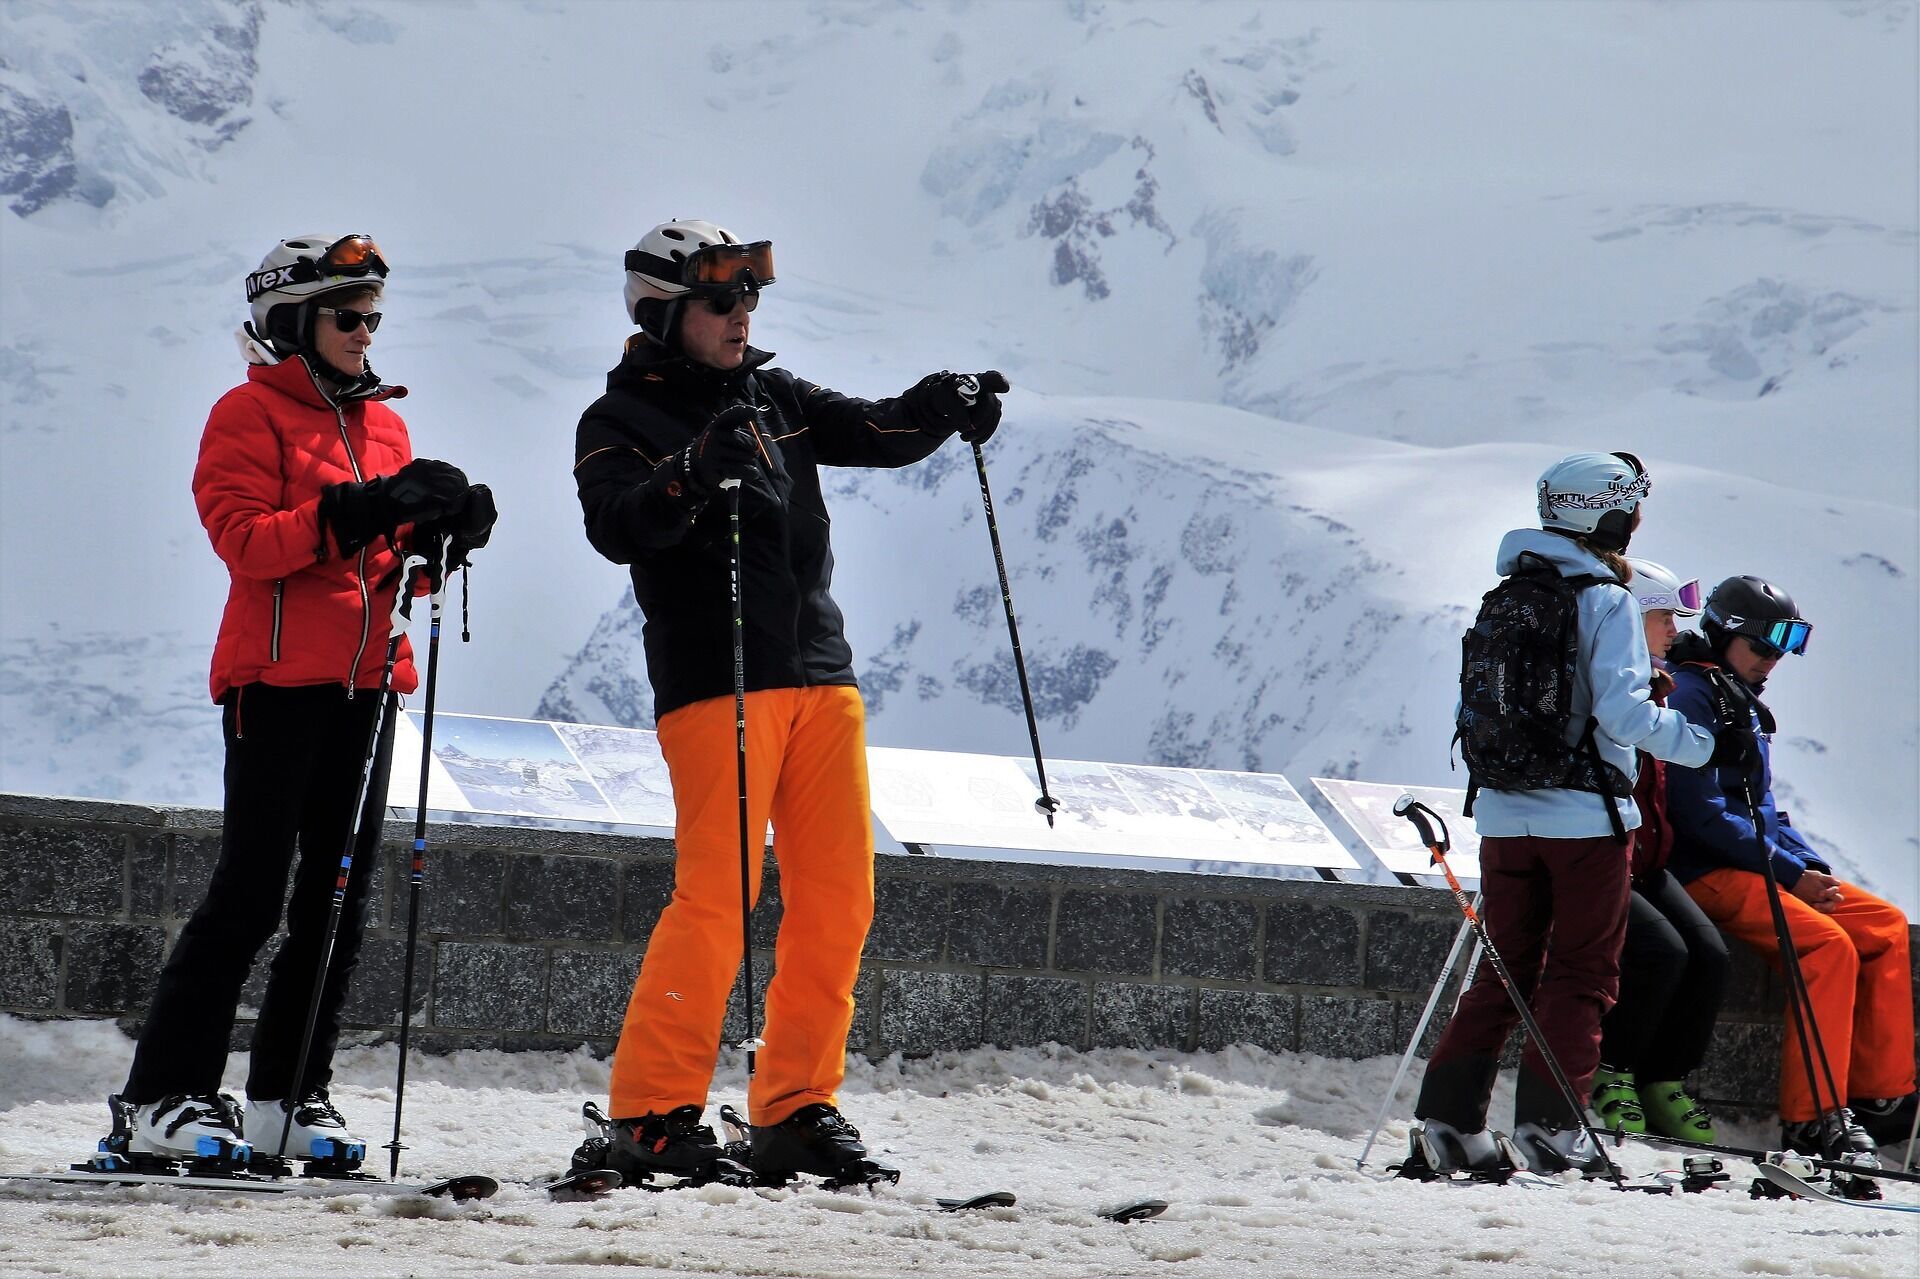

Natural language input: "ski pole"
[384,538,452,1178]
[1392,795,1627,1187]
[1743,776,1850,1143]
[955,377,1059,826]
[722,477,765,1083]
[1356,911,1481,1169]
[1904,1090,1920,1174]
[278,553,428,1162]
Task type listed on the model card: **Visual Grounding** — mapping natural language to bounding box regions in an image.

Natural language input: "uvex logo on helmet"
[245,266,299,302]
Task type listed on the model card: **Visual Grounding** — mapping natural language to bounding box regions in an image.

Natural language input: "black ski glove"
[320,458,469,555]
[414,483,498,579]
[908,370,1010,444]
[677,404,761,498]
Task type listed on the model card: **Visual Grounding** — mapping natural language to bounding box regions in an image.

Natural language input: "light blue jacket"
[1469,529,1716,840]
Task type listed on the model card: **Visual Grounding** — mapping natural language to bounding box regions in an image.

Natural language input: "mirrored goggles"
[627,240,775,290]
[1744,618,1811,659]
[1638,578,1702,613]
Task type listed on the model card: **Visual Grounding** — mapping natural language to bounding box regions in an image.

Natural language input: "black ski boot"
[749,1103,899,1189]
[578,1102,751,1189]
[1783,1109,1882,1199]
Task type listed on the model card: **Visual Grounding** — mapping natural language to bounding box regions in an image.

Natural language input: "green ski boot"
[1640,1080,1716,1143]
[1590,1066,1646,1135]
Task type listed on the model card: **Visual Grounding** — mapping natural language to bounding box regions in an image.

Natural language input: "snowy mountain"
[1,0,1914,908]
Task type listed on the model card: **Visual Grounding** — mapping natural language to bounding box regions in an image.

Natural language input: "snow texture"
[0,1015,1914,1278]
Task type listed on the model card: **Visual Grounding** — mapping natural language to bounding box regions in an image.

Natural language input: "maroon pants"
[1415,832,1633,1131]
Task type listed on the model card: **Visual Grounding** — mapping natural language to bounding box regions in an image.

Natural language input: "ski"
[935,1190,1017,1212]
[1606,1128,1920,1188]
[1100,1198,1169,1223]
[540,1167,623,1201]
[0,1167,497,1201]
[1754,1162,1920,1214]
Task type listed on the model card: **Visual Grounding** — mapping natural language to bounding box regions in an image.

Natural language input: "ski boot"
[577,1102,752,1190]
[1848,1092,1917,1152]
[243,1090,367,1175]
[1396,1120,1519,1183]
[1783,1109,1882,1200]
[1588,1066,1646,1135]
[107,1093,251,1174]
[1638,1080,1715,1143]
[1511,1122,1612,1178]
[748,1103,899,1189]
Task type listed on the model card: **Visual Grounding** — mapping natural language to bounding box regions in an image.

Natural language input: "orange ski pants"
[1684,868,1914,1122]
[609,684,875,1126]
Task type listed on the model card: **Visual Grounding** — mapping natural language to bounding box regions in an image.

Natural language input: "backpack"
[1453,551,1631,841]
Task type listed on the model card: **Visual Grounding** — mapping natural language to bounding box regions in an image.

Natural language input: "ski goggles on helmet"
[246,235,390,301]
[1742,618,1811,659]
[1638,578,1702,613]
[626,240,775,291]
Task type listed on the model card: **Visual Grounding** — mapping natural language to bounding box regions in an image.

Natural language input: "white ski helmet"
[1536,451,1650,551]
[245,234,388,352]
[623,219,774,332]
[1625,558,1702,617]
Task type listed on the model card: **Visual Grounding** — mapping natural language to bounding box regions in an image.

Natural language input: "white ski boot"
[1512,1121,1611,1177]
[122,1093,251,1169]
[245,1090,366,1173]
[1401,1119,1519,1181]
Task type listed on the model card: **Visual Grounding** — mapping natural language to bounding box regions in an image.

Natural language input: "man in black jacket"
[572,219,1005,1186]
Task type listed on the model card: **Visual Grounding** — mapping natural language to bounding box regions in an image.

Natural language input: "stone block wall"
[4,793,1914,1113]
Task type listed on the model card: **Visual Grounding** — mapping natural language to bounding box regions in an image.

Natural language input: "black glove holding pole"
[678,404,762,497]
[908,370,1009,444]
[321,458,469,554]
[414,483,498,582]
[1704,669,1767,789]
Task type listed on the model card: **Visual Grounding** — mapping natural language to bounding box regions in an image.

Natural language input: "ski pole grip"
[1392,794,1449,855]
[390,553,430,628]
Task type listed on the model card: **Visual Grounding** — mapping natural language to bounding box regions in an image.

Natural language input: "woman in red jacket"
[1588,558,1729,1142]
[109,235,488,1172]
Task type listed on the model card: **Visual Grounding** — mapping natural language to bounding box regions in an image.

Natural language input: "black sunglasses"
[695,288,759,316]
[316,306,382,333]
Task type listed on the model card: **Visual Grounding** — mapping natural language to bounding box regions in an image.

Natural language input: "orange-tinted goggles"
[627,240,775,290]
[316,234,388,277]
[686,241,774,288]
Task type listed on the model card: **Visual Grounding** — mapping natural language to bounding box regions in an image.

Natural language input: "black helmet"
[1702,575,1810,658]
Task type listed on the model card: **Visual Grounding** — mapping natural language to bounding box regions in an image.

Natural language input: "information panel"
[1308,778,1481,881]
[868,746,1359,879]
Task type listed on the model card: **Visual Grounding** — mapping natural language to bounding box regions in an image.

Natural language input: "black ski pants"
[123,682,395,1104]
[1597,867,1729,1081]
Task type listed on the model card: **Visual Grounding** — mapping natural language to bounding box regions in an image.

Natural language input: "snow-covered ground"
[0,1015,1912,1278]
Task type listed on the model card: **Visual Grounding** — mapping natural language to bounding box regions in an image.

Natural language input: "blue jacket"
[1469,530,1716,840]
[1664,655,1828,888]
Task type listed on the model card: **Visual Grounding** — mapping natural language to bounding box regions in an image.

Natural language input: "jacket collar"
[247,353,406,409]
[608,334,774,398]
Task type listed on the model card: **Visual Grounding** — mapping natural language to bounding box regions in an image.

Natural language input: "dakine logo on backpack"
[1453,551,1631,842]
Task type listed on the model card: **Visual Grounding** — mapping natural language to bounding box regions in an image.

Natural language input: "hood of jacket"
[1494,527,1621,581]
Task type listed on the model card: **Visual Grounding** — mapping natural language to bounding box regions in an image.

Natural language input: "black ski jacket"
[572,338,952,719]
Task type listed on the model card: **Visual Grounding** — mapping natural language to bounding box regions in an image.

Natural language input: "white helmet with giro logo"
[1625,558,1702,617]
